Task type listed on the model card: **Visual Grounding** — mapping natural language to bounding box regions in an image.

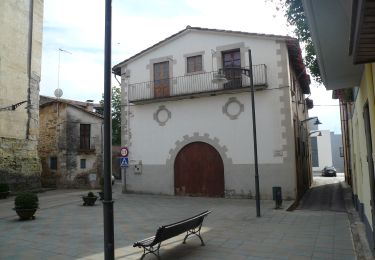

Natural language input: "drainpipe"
[26,0,34,139]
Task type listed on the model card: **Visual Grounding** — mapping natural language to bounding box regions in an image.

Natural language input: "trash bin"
[272,186,282,209]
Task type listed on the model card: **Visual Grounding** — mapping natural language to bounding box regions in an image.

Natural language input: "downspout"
[26,0,34,139]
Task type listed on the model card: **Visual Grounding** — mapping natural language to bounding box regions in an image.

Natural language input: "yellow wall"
[351,64,375,228]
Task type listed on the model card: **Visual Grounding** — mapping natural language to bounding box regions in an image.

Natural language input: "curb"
[341,181,374,260]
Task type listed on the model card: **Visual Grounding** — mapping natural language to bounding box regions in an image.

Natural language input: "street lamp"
[212,50,260,217]
[309,130,322,136]
[300,117,322,125]
[103,0,114,259]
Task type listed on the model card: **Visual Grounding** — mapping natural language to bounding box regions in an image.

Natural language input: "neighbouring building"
[310,130,344,172]
[38,96,103,188]
[331,132,344,173]
[113,26,313,200]
[0,1,44,190]
[303,0,375,252]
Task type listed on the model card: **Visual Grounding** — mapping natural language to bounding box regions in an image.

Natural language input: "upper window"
[187,55,203,73]
[80,124,91,150]
[223,49,241,68]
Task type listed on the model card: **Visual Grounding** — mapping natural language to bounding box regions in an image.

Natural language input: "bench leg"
[140,243,161,260]
[183,226,205,246]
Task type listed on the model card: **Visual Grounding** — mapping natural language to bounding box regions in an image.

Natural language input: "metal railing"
[129,64,267,102]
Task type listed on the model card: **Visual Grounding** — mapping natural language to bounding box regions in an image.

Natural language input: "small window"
[80,159,86,169]
[50,157,57,170]
[339,147,344,157]
[187,55,203,73]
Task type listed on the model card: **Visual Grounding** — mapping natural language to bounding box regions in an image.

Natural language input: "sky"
[41,0,341,134]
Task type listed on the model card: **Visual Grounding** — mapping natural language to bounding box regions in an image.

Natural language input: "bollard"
[272,186,282,209]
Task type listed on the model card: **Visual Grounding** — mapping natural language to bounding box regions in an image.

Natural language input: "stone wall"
[38,102,103,188]
[0,1,43,190]
[0,137,41,190]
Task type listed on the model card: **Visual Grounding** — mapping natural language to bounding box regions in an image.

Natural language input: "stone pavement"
[0,184,356,259]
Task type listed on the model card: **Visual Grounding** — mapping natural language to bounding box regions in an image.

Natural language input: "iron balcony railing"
[128,64,267,102]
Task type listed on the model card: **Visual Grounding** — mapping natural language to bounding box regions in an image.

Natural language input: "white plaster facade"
[114,27,311,200]
[311,130,333,171]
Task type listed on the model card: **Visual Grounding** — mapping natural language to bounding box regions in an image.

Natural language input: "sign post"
[120,147,129,193]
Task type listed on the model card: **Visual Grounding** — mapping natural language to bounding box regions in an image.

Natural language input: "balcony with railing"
[128,64,267,103]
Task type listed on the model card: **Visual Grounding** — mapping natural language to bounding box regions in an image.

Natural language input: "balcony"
[128,65,267,103]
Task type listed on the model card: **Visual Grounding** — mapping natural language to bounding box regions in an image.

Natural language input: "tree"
[269,0,322,83]
[99,86,121,145]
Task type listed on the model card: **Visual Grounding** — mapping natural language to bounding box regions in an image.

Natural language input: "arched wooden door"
[174,142,224,197]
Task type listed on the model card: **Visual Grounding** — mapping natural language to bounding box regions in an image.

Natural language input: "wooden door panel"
[174,142,224,197]
[154,61,170,98]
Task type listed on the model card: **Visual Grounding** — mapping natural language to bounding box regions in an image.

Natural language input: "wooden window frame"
[80,158,86,169]
[80,124,91,150]
[186,55,203,74]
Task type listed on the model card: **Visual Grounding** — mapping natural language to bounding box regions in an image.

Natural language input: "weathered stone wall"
[38,102,66,188]
[0,1,43,189]
[38,102,103,188]
[0,138,41,190]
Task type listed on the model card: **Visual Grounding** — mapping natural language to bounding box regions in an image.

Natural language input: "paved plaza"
[0,183,356,260]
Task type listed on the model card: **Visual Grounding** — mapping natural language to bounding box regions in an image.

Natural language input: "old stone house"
[113,26,313,200]
[38,96,103,188]
[0,1,44,190]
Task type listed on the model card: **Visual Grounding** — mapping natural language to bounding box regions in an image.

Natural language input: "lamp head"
[212,71,229,84]
[314,119,322,125]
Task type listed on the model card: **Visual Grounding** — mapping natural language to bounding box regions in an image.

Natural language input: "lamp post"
[213,50,260,217]
[103,0,114,259]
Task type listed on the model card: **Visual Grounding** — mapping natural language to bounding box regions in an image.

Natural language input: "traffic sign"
[120,157,129,168]
[120,147,129,157]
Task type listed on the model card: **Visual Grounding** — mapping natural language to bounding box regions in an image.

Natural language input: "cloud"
[40,0,338,138]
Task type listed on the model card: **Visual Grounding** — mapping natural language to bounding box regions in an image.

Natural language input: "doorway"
[174,142,224,197]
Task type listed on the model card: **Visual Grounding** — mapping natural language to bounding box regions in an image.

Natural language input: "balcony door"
[223,49,242,89]
[153,61,170,98]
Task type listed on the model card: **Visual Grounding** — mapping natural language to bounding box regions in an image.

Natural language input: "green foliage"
[14,192,38,209]
[87,191,95,197]
[99,86,121,145]
[284,0,321,83]
[0,183,9,193]
[268,0,322,83]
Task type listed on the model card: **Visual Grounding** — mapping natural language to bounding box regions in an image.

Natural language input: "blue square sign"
[120,157,129,168]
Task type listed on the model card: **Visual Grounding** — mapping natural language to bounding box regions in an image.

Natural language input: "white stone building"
[113,27,312,200]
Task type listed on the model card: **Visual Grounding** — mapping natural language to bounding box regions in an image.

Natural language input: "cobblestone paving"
[0,184,356,259]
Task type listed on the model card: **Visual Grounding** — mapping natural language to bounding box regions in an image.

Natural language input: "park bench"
[133,210,211,259]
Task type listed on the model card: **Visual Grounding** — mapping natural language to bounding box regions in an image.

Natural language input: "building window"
[339,147,344,157]
[222,49,241,89]
[80,124,91,149]
[80,159,86,169]
[187,55,202,73]
[50,157,57,170]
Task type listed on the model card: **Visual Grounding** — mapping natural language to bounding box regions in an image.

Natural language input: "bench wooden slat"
[133,236,155,247]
